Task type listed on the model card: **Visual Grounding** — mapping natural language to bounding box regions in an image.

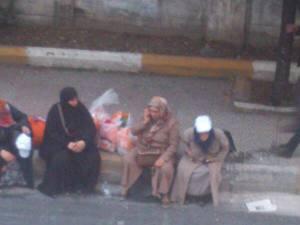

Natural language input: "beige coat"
[171,127,229,206]
[121,116,179,196]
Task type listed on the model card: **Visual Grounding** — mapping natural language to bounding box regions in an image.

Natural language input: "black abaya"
[38,100,100,196]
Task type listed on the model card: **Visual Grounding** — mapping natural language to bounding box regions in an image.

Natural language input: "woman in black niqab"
[38,87,100,197]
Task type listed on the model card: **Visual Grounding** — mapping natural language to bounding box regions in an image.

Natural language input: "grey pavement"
[0,189,299,225]
[0,64,292,152]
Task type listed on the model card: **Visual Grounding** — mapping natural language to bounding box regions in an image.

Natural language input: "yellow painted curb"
[0,47,28,64]
[142,54,253,78]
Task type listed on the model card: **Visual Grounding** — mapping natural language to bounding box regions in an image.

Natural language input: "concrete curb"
[33,150,300,195]
[25,47,142,73]
[233,101,297,113]
[2,46,299,80]
[225,163,299,175]
[223,161,300,194]
[142,54,253,78]
[0,47,28,64]
[34,151,300,194]
[252,60,300,83]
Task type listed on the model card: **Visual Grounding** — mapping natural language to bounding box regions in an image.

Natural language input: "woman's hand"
[185,148,193,157]
[154,158,165,168]
[185,148,197,162]
[143,108,151,124]
[68,141,86,153]
[74,140,86,152]
[67,142,76,151]
[0,150,15,162]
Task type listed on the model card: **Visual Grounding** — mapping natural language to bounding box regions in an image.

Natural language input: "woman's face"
[149,107,161,121]
[68,98,79,107]
[199,132,209,141]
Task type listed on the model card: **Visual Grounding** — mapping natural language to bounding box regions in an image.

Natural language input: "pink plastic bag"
[117,127,136,154]
[90,89,136,154]
[100,120,118,143]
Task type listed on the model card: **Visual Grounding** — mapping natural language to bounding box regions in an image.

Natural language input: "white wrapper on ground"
[246,199,277,213]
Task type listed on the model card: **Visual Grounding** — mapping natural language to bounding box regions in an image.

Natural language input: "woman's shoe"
[37,184,55,198]
[120,188,128,200]
[161,195,170,208]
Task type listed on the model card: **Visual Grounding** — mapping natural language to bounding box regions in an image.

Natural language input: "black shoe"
[278,150,294,158]
[198,200,208,207]
[37,184,55,198]
[272,145,286,155]
[198,194,212,207]
[272,145,294,158]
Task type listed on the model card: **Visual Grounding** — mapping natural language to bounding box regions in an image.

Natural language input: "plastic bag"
[90,89,119,116]
[90,89,135,154]
[28,116,46,148]
[117,127,136,155]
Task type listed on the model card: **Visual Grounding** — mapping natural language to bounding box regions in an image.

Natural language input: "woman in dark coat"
[0,99,33,188]
[38,87,100,196]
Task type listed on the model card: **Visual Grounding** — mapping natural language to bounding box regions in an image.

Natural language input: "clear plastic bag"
[90,89,135,154]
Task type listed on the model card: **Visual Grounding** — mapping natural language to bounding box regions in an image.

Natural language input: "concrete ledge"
[100,151,123,184]
[0,46,279,79]
[225,163,299,175]
[232,76,298,113]
[223,161,300,193]
[33,150,300,195]
[253,61,300,83]
[233,101,297,113]
[26,47,142,73]
[33,150,124,184]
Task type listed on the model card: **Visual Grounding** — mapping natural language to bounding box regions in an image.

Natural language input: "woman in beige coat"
[121,96,179,206]
[171,115,229,206]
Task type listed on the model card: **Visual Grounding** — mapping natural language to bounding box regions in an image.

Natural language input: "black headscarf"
[60,87,78,104]
[59,87,86,139]
[193,128,215,153]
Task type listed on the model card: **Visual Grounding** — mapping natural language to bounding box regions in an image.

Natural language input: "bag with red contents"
[90,89,136,154]
[28,116,46,148]
[117,127,136,155]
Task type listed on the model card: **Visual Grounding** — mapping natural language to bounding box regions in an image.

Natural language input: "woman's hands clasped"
[68,140,86,153]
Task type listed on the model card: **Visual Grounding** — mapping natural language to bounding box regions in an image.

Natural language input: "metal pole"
[240,0,253,54]
[271,0,297,106]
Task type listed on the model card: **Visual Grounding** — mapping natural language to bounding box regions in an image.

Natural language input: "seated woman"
[38,87,100,197]
[171,115,229,207]
[0,99,33,188]
[121,96,179,206]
